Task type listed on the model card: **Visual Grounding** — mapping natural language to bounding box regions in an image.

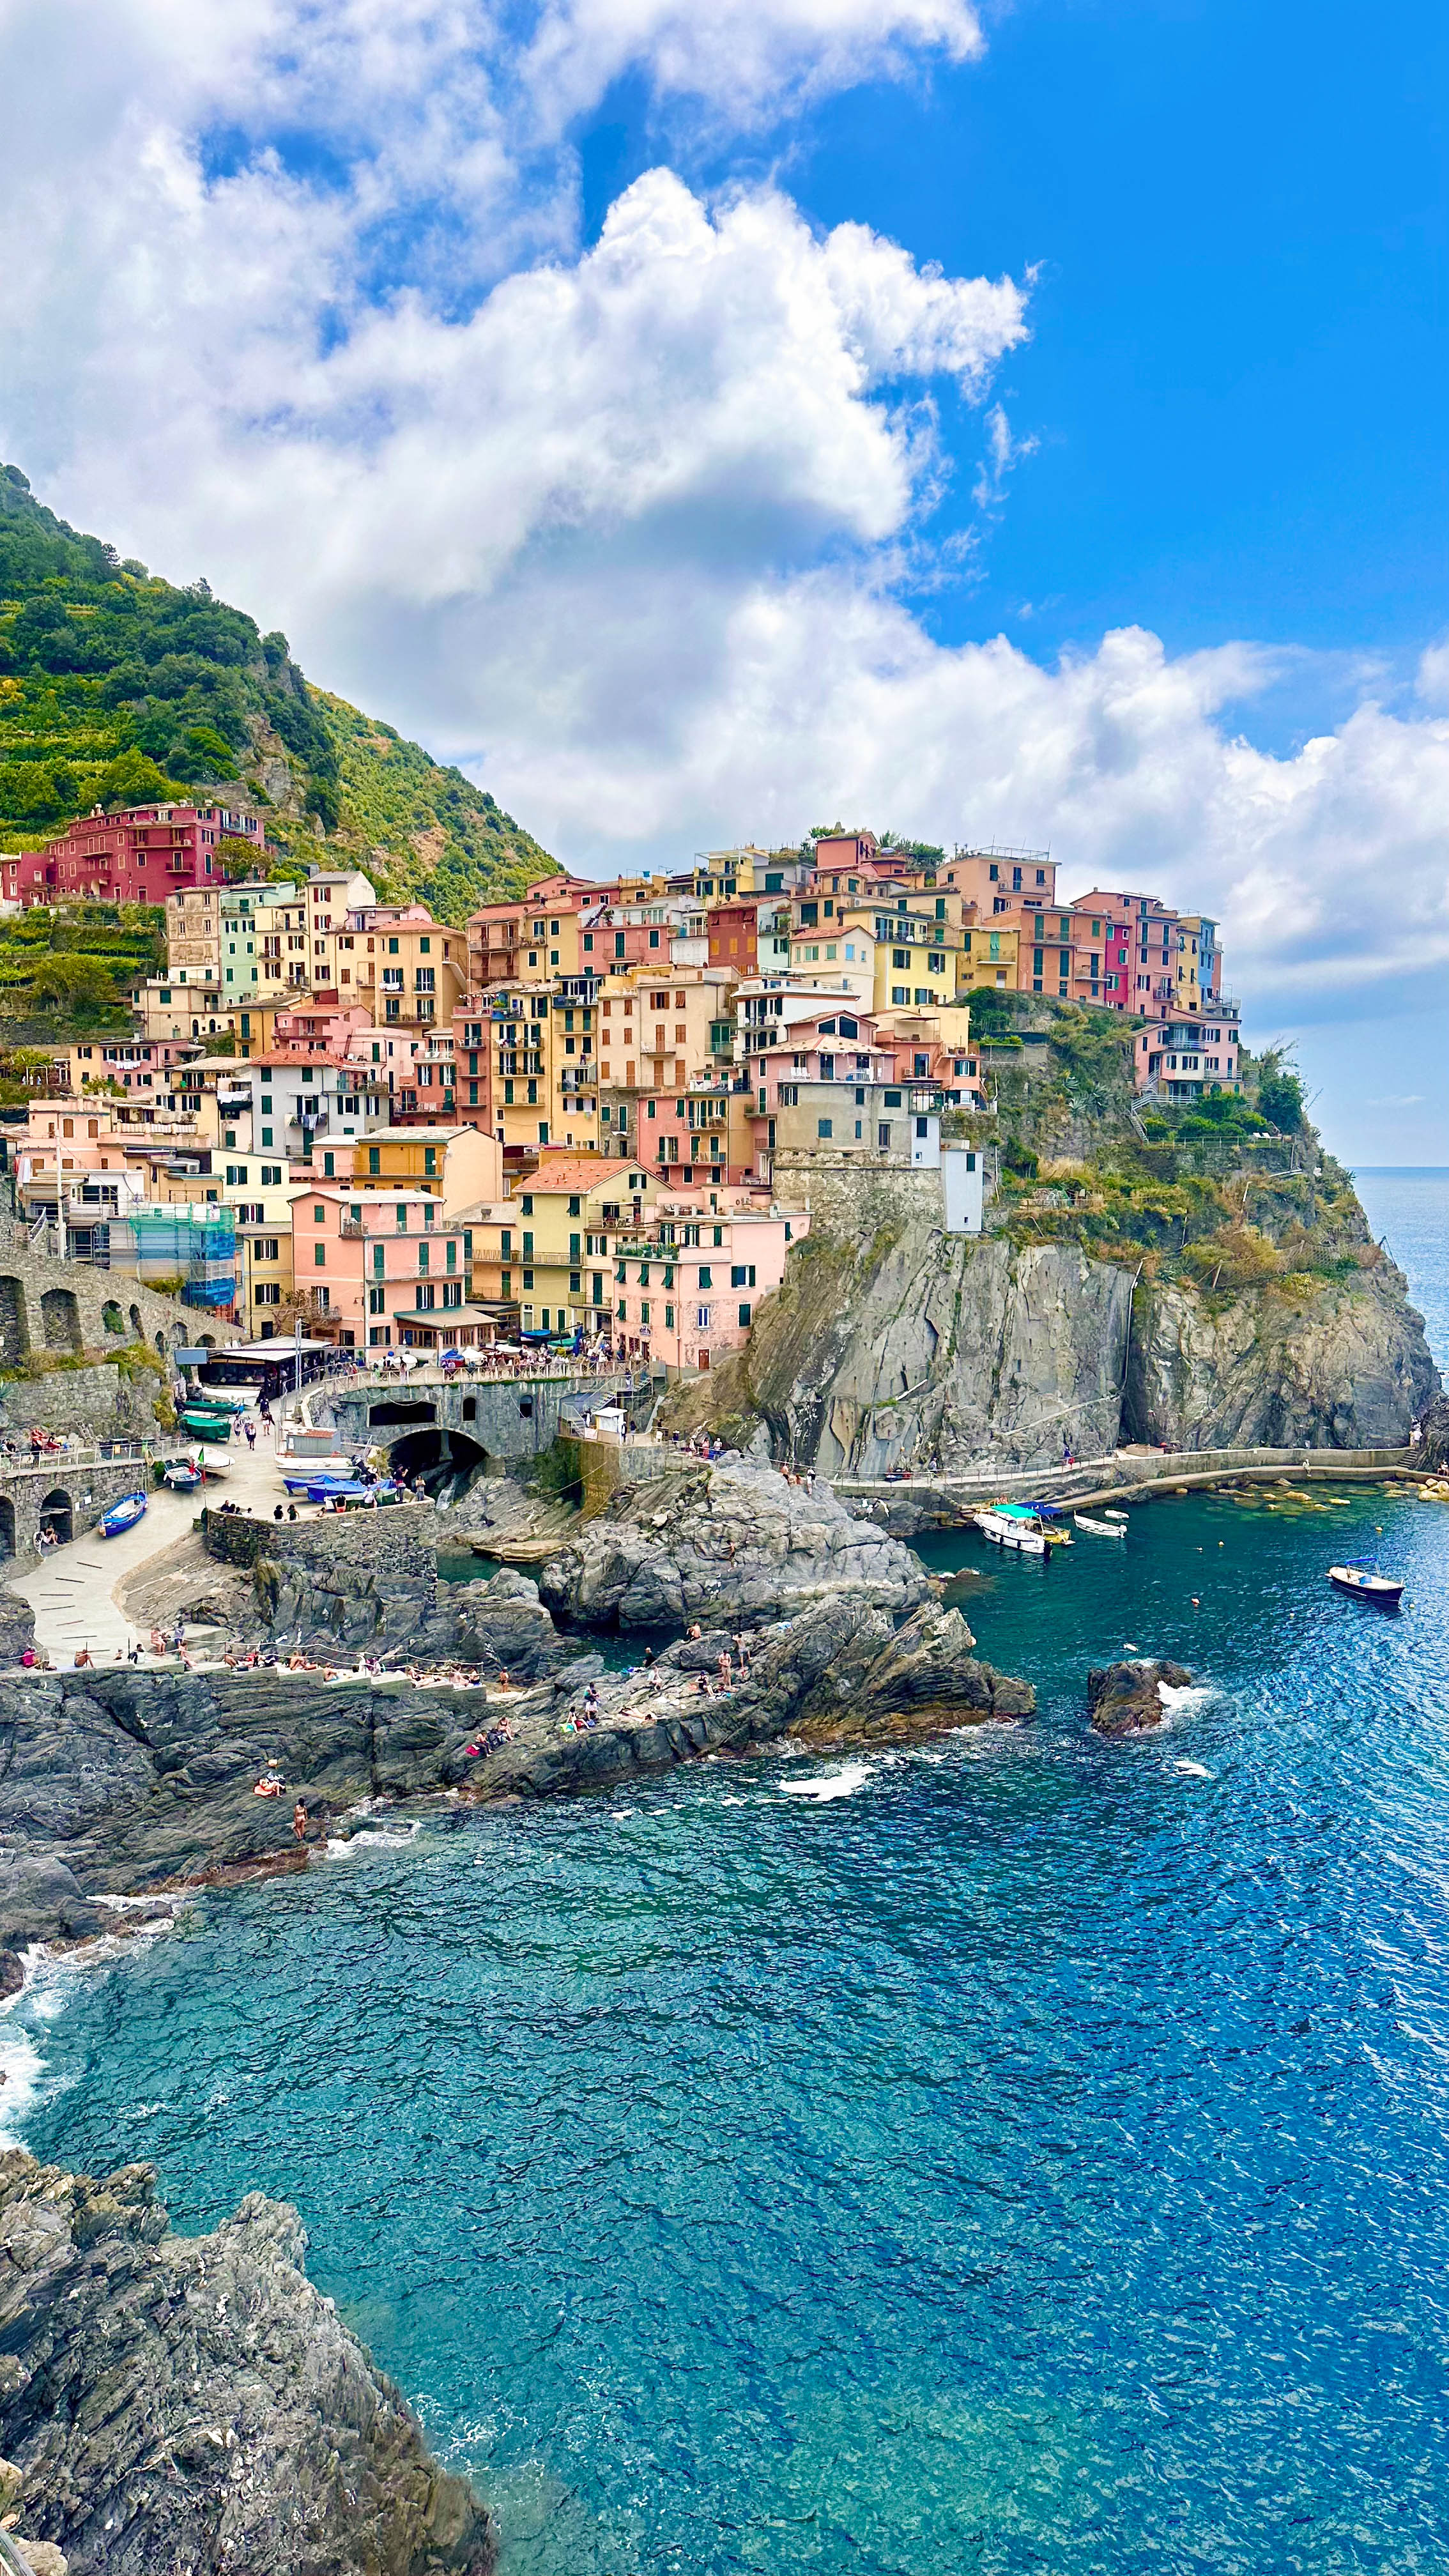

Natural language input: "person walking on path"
[245,1420,257,1451]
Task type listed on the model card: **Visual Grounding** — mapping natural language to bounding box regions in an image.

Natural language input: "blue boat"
[100,1492,148,1539]
[305,1478,402,1505]
[164,1462,204,1492]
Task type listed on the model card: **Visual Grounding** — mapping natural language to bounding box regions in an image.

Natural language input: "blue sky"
[580,0,1447,689]
[0,0,1445,1160]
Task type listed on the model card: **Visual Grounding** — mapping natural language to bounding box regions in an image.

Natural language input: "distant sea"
[1353,1167,1449,1370]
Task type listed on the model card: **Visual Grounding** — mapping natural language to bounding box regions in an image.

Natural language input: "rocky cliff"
[0,2151,492,2576]
[663,1034,1438,1471]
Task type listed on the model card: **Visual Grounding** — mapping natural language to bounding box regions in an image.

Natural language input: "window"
[254,1282,280,1306]
[314,1243,326,1266]
[369,1284,385,1314]
[816,1117,833,1138]
[698,1266,712,1289]
[696,1306,710,1330]
[738,1303,751,1326]
[367,1147,380,1175]
[878,1123,892,1149]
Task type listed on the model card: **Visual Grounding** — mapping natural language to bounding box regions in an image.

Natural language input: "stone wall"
[0,1363,160,1442]
[0,1219,199,1368]
[768,1154,947,1238]
[0,1455,162,1559]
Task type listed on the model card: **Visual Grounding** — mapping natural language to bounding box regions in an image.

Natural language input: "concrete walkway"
[9,1403,293,1666]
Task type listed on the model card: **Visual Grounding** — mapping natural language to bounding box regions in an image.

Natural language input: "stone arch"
[0,1498,15,1560]
[0,1278,28,1367]
[155,1333,167,1356]
[368,1400,436,1428]
[40,1288,81,1355]
[102,1300,126,1337]
[128,1305,143,1338]
[39,1488,72,1545]
[387,1426,487,1497]
[461,1395,477,1423]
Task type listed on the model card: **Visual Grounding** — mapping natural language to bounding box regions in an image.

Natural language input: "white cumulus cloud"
[0,0,1445,1029]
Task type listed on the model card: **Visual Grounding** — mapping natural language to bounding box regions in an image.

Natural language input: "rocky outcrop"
[0,1582,1033,1885]
[1126,1269,1437,1452]
[0,2151,492,2576]
[537,1459,928,1628]
[1087,1659,1194,1737]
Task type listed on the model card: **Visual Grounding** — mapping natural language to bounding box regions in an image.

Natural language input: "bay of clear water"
[13,1179,1449,2573]
[17,1475,1449,2575]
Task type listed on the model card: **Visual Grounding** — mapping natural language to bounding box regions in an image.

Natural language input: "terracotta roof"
[521,1154,642,1193]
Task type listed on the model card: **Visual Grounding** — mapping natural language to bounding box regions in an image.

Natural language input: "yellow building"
[352,1124,502,1216]
[468,1154,660,1337]
[960,919,1019,991]
[347,914,466,1029]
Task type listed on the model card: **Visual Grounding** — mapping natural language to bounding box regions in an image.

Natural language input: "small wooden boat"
[164,1461,204,1492]
[1074,1512,1126,1538]
[1101,1508,1129,1522]
[976,1508,1048,1556]
[306,1478,402,1506]
[100,1492,148,1539]
[1328,1562,1404,1607]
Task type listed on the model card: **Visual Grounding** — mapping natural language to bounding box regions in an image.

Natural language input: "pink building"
[273,1001,372,1057]
[17,802,263,904]
[292,1186,482,1350]
[611,1196,808,1371]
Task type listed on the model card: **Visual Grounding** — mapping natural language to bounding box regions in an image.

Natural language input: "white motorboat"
[976,1508,1048,1556]
[1073,1512,1126,1538]
[1328,1561,1404,1607]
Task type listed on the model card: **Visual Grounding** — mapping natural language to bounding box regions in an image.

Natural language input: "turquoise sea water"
[13,1186,1449,2573]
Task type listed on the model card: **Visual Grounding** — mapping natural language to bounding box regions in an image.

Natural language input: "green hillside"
[0,463,554,923]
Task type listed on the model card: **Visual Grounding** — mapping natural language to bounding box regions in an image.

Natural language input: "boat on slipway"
[99,1492,148,1539]
[1328,1561,1404,1607]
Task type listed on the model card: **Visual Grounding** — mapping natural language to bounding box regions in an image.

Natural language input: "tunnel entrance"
[386,1425,489,1501]
[39,1489,72,1546]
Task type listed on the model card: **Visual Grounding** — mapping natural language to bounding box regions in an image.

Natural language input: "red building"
[18,802,263,905]
[707,902,758,974]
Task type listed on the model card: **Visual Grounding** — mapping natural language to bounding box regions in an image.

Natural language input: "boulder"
[0,1858,105,1948]
[0,2152,492,2576]
[538,1460,928,1629]
[1087,1660,1195,1737]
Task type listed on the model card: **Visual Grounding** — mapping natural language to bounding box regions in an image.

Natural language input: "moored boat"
[1074,1512,1126,1538]
[976,1507,1048,1556]
[1328,1561,1404,1607]
[99,1491,148,1539]
[164,1461,204,1492]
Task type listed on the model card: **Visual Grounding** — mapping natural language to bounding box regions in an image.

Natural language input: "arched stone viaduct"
[0,1226,204,1370]
[323,1372,632,1470]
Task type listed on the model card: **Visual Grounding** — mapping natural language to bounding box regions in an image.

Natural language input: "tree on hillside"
[1256,1050,1307,1133]
[17,954,119,1021]
[94,748,177,809]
